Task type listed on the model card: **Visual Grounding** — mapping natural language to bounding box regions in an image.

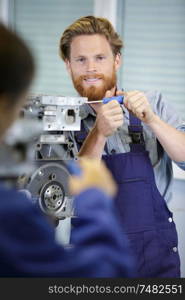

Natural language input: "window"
[10,0,94,95]
[117,0,185,117]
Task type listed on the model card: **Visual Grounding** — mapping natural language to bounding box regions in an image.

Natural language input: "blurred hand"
[69,157,117,197]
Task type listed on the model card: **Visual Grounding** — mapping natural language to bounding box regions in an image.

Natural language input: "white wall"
[0,0,9,24]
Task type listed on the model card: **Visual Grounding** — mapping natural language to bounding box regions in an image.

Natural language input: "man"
[0,23,134,277]
[59,15,185,277]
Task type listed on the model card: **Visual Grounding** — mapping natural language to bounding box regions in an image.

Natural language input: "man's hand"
[78,89,123,159]
[69,157,117,197]
[123,90,156,124]
[94,90,124,137]
[95,100,123,137]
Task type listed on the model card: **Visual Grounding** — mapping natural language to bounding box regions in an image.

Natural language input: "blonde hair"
[59,15,123,61]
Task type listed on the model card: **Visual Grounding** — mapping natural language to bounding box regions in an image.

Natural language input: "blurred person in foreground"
[59,15,185,277]
[0,23,134,277]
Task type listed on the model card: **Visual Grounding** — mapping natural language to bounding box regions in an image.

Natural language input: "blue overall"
[75,112,181,277]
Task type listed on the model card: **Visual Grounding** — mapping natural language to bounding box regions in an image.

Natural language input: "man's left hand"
[122,90,156,124]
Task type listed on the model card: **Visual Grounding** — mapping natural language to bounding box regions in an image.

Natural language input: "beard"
[71,68,117,101]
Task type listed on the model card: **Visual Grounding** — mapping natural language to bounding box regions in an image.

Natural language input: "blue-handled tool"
[103,95,124,104]
[66,160,82,176]
[87,95,124,104]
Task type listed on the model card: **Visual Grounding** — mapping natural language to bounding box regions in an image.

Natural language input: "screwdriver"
[87,94,129,120]
[87,95,124,104]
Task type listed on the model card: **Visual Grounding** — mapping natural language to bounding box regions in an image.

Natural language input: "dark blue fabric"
[0,184,134,277]
[102,114,180,277]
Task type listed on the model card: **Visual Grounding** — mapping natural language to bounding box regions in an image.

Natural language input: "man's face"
[65,34,121,101]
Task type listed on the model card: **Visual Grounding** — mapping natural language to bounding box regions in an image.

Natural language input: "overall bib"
[75,113,180,277]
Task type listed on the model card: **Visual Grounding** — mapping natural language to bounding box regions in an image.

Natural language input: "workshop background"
[0,0,185,276]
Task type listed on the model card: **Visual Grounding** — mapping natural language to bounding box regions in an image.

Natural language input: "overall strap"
[74,120,109,154]
[128,113,145,152]
[74,121,88,152]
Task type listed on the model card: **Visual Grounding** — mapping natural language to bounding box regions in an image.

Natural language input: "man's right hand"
[94,99,124,137]
[78,90,124,159]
